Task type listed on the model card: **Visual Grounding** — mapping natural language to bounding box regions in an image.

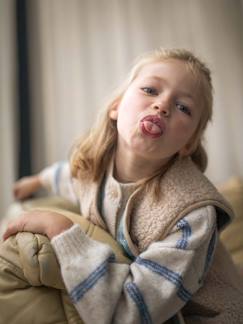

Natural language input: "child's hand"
[3,210,73,240]
[13,175,42,200]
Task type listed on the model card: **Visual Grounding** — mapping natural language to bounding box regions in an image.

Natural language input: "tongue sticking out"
[142,120,162,135]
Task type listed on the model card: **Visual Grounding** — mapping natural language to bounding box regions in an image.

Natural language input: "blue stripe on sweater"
[70,255,115,303]
[136,257,192,302]
[176,219,192,250]
[126,282,152,324]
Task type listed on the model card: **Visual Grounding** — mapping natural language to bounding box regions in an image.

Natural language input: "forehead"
[136,60,195,82]
[135,60,201,99]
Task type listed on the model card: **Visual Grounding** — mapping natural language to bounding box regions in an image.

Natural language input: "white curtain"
[13,0,243,196]
[0,0,17,217]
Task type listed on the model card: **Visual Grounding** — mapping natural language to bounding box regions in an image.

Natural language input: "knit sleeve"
[51,205,217,324]
[39,161,79,205]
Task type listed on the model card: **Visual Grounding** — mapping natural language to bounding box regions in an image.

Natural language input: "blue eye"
[176,102,191,116]
[141,87,158,95]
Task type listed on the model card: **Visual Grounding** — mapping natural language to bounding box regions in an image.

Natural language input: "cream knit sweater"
[39,157,243,323]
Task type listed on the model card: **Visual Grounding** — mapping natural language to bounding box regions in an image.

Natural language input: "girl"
[4,48,237,323]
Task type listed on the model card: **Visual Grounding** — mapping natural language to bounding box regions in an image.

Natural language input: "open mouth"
[140,115,165,138]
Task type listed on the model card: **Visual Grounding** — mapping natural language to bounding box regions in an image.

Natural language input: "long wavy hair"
[70,48,213,193]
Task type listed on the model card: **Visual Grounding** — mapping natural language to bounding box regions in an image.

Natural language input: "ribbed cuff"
[51,224,99,264]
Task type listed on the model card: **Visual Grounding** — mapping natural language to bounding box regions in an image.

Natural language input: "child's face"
[110,59,203,164]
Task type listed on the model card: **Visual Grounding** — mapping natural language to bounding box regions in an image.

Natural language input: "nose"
[153,100,170,117]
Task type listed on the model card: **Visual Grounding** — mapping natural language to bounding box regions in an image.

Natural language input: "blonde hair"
[70,48,213,190]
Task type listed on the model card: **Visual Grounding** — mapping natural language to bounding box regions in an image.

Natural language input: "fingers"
[12,178,29,200]
[3,217,26,241]
[13,182,24,200]
[12,176,42,200]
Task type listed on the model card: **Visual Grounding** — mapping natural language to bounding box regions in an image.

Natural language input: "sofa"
[218,177,243,275]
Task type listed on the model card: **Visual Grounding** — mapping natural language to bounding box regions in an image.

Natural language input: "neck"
[114,147,171,183]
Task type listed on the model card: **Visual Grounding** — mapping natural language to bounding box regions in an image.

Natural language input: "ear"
[109,101,119,120]
[109,108,118,120]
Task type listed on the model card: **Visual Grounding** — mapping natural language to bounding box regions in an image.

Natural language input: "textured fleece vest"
[77,157,243,322]
[80,157,233,254]
[129,157,233,252]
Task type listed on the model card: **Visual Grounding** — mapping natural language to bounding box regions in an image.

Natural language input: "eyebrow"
[141,76,196,101]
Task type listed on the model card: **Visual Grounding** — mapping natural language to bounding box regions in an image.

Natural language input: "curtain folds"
[2,0,243,217]
[28,0,243,184]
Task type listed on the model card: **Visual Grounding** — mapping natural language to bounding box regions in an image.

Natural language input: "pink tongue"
[143,121,161,134]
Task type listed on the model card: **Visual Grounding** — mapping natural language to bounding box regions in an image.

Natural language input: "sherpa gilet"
[71,156,243,323]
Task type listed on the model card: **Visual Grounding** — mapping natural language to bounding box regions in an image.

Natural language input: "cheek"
[173,119,198,142]
[118,89,145,114]
[117,98,141,125]
[116,107,133,134]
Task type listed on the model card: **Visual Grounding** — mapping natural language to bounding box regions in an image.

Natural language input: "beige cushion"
[219,177,243,271]
[0,197,130,324]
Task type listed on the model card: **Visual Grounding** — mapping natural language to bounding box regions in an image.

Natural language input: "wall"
[28,0,243,184]
[0,0,17,217]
